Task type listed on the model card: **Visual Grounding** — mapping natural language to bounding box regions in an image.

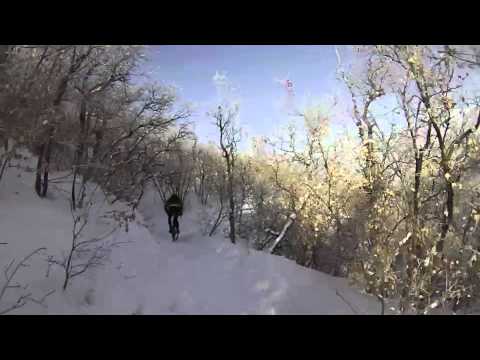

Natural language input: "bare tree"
[211,105,240,244]
[92,84,190,210]
[0,45,16,184]
[0,247,55,314]
[193,145,215,206]
[46,189,129,291]
[151,140,194,205]
[208,165,229,237]
[70,46,143,210]
[34,46,97,198]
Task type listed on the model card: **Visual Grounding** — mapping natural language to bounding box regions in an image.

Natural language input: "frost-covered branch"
[45,191,128,291]
[267,213,296,253]
[0,247,55,315]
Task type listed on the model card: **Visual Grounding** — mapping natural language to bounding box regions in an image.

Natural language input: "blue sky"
[139,45,348,149]
[137,45,480,151]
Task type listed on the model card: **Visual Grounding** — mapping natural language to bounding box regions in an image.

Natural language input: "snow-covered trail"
[116,191,382,315]
[0,153,382,314]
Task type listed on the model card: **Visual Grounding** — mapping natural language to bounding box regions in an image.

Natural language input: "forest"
[1,45,479,315]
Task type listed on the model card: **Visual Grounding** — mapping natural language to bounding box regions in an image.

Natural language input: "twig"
[23,289,56,308]
[335,289,359,314]
[1,248,46,301]
[0,247,54,315]
[0,289,55,315]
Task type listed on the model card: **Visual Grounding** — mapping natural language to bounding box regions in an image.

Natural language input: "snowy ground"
[0,150,385,314]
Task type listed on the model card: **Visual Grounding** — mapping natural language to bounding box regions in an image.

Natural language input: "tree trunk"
[89,127,104,182]
[71,165,78,209]
[199,171,207,205]
[438,181,454,252]
[268,213,296,253]
[227,158,236,244]
[411,154,426,243]
[41,131,53,197]
[0,45,11,65]
[72,99,88,209]
[0,137,10,182]
[209,195,225,237]
[35,143,46,197]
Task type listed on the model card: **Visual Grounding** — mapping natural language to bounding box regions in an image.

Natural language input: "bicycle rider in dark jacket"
[164,194,183,237]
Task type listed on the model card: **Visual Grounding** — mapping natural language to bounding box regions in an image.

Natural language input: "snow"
[0,149,384,314]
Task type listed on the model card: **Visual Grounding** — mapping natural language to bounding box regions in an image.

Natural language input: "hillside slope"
[0,153,382,314]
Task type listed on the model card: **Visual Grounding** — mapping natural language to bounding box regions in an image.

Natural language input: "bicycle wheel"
[172,226,179,241]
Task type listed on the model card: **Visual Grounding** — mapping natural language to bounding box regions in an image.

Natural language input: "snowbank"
[0,151,383,314]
